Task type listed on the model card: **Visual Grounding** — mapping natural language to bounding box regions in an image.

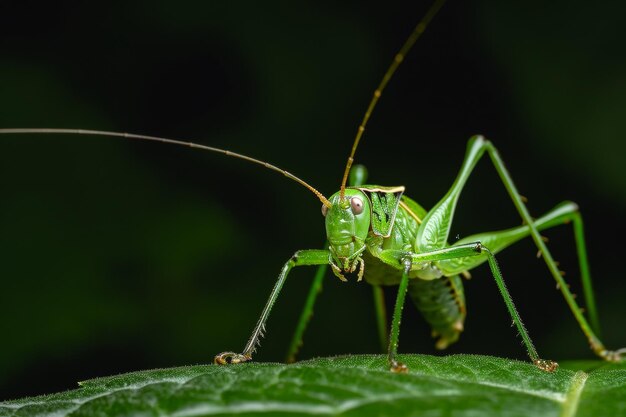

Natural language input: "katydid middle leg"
[405,202,581,353]
[379,243,558,372]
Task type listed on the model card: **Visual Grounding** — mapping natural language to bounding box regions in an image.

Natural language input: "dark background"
[1,0,625,400]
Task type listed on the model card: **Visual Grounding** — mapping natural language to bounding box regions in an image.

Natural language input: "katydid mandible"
[1,0,624,373]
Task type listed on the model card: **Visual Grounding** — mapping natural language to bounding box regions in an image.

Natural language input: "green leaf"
[1,354,625,417]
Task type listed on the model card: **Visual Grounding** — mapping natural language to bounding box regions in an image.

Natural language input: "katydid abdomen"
[408,276,466,350]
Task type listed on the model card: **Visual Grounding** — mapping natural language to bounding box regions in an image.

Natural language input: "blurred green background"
[1,0,625,400]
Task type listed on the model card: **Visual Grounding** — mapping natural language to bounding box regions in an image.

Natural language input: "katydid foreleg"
[285,164,387,363]
[214,249,328,365]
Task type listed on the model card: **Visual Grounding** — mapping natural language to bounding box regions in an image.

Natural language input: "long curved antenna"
[0,128,332,208]
[339,0,447,200]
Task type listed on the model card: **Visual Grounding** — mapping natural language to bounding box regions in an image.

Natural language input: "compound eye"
[321,204,329,217]
[350,197,364,215]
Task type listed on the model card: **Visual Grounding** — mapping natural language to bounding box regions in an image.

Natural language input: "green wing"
[351,185,404,237]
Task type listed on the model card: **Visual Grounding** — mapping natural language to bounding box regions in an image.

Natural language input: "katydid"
[1,0,624,374]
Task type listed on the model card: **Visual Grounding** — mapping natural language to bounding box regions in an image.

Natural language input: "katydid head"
[323,189,370,281]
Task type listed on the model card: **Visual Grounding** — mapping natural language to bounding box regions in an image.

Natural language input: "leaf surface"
[1,355,625,417]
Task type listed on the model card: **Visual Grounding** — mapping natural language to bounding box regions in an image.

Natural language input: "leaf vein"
[559,370,588,417]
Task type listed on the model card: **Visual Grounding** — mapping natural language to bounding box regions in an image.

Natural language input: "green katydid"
[1,0,624,374]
